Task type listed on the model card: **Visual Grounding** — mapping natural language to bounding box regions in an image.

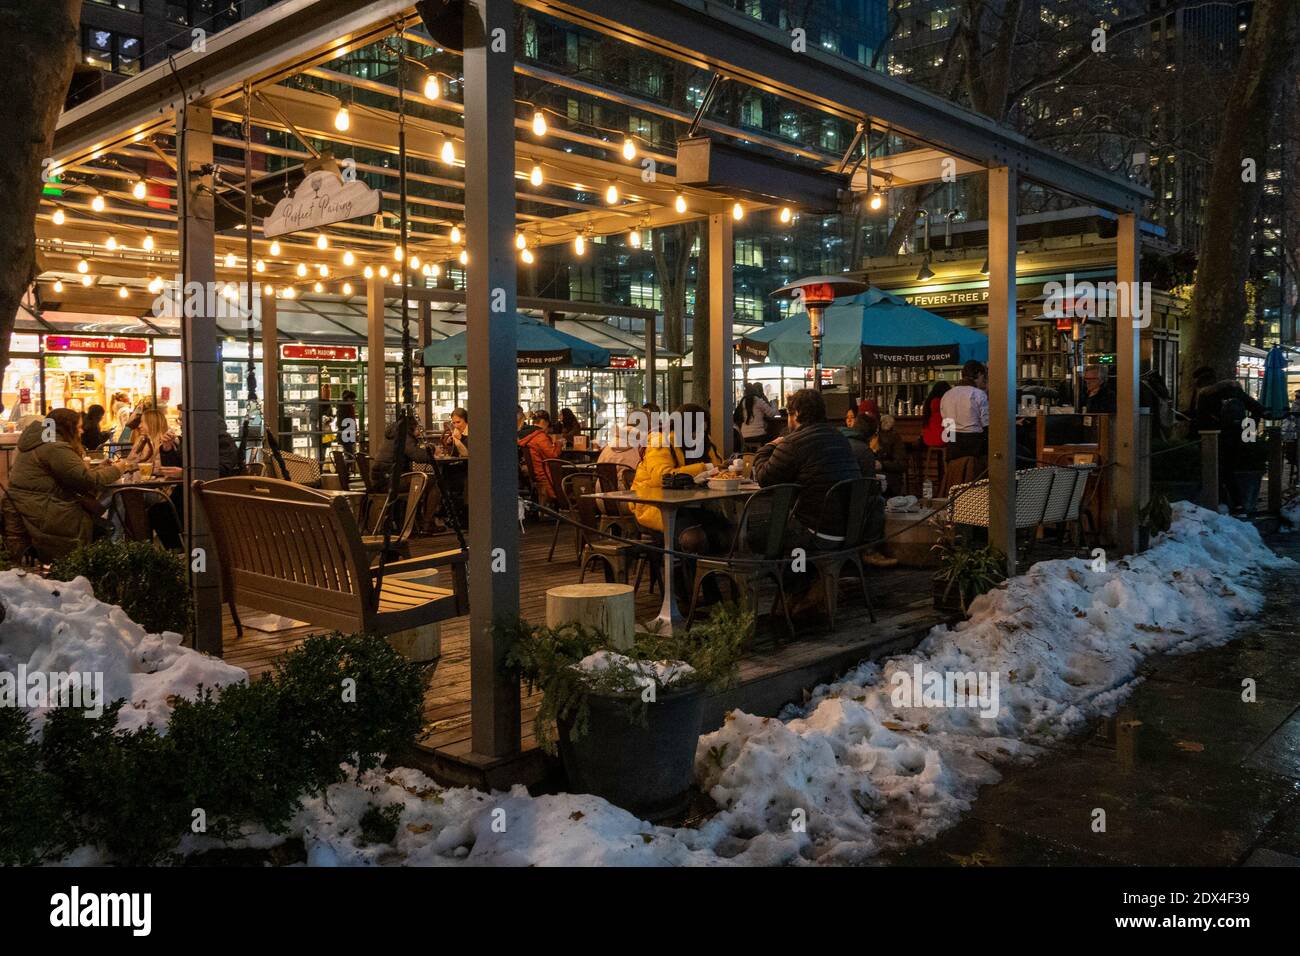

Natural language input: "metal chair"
[593,461,638,538]
[362,471,429,561]
[104,485,182,551]
[810,476,878,628]
[685,483,801,642]
[544,457,583,561]
[576,491,639,583]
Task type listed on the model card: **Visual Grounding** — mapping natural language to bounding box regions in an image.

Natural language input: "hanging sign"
[518,349,571,368]
[44,335,150,356]
[860,344,960,367]
[608,356,638,369]
[282,344,359,362]
[262,169,381,239]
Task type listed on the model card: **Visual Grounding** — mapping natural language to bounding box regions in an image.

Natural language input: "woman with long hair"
[2,408,127,560]
[735,382,775,450]
[128,408,178,470]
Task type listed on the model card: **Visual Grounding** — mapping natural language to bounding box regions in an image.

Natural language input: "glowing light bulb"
[269,240,281,256]
[393,245,403,261]
[532,110,547,136]
[118,285,129,299]
[431,264,441,277]
[334,106,350,132]
[363,265,374,279]
[150,276,164,294]
[81,274,93,286]
[628,228,641,248]
[622,138,636,161]
[91,194,105,213]
[316,233,328,250]
[224,251,236,268]
[296,262,307,278]
[674,194,687,214]
[106,236,118,251]
[283,287,296,299]
[449,225,461,244]
[441,139,455,165]
[52,279,64,293]
[318,264,329,277]
[779,207,792,223]
[605,184,619,204]
[732,201,744,221]
[521,248,534,264]
[255,259,265,273]
[263,284,273,296]
[132,180,147,200]
[409,255,420,270]
[342,282,353,295]
[379,265,389,277]
[142,232,154,251]
[458,250,468,265]
[515,233,526,250]
[223,283,238,300]
[529,163,543,187]
[313,281,323,293]
[52,208,65,226]
[574,234,586,256]
[77,258,89,274]
[423,73,440,100]
[868,190,884,211]
[342,250,355,267]
[391,272,400,286]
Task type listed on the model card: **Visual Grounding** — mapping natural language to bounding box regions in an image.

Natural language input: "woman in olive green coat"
[2,408,127,562]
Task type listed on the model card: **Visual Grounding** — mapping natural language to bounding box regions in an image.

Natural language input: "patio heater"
[1033,310,1101,412]
[770,275,869,391]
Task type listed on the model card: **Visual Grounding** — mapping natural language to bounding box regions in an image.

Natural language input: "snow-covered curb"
[29,503,1291,866]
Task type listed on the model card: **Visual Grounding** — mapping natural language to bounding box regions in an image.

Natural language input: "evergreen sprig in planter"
[502,604,748,820]
[931,533,1007,616]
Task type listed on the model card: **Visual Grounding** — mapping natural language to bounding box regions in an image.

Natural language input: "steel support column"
[366,273,386,449]
[987,167,1018,577]
[708,212,734,456]
[1115,212,1142,554]
[418,298,432,428]
[261,291,278,438]
[464,0,521,759]
[178,102,222,655]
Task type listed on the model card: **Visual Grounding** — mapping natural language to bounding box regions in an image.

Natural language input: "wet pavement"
[891,529,1300,867]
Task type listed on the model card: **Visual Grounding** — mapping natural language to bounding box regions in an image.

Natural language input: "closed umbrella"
[1260,344,1288,421]
[423,314,610,368]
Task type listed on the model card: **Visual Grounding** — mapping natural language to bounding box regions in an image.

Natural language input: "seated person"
[81,404,109,452]
[597,418,644,470]
[873,413,908,495]
[518,408,563,503]
[370,418,434,493]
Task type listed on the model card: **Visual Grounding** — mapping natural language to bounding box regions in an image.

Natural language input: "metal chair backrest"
[544,457,575,508]
[104,486,174,545]
[728,483,800,561]
[330,448,352,486]
[354,451,375,493]
[369,471,429,544]
[595,461,634,494]
[816,476,875,549]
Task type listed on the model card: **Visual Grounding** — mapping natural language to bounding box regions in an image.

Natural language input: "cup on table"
[138,461,154,480]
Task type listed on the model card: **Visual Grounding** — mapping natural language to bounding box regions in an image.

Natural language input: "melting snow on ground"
[19,503,1291,865]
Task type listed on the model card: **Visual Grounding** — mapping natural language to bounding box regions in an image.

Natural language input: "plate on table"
[707,476,755,491]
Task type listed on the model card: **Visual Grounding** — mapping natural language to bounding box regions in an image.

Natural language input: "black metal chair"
[685,483,802,642]
[809,476,877,627]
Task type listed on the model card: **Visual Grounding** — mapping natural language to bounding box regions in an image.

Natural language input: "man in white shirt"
[938,360,989,461]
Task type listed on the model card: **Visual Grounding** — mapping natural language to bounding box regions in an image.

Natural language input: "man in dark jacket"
[1190,366,1265,513]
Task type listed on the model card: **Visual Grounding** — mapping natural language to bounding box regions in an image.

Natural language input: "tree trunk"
[1182,0,1298,397]
[652,221,698,410]
[0,0,83,389]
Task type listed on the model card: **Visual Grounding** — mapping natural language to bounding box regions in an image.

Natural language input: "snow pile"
[0,569,247,733]
[574,650,695,691]
[688,502,1291,862]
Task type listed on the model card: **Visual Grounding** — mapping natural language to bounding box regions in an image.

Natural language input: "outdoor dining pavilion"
[40,0,1151,780]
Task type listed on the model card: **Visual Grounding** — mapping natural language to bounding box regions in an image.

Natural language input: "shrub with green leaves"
[0,632,428,864]
[357,802,403,846]
[933,534,1007,611]
[50,539,191,636]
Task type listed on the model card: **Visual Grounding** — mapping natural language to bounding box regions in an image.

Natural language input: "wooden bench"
[193,476,467,643]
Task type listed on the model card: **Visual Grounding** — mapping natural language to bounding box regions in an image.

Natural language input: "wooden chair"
[685,483,801,642]
[193,475,467,639]
[362,471,429,560]
[810,476,877,628]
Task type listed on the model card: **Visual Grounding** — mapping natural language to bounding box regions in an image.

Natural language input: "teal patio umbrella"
[1260,344,1289,420]
[423,314,610,368]
[738,287,988,368]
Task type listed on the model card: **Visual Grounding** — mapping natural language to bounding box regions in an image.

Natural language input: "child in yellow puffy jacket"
[628,431,723,533]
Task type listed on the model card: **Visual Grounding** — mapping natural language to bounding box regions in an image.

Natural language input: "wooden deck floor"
[219,517,952,789]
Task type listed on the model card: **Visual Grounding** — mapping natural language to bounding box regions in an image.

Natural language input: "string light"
[150,276,164,294]
[313,281,324,293]
[224,251,236,268]
[393,245,404,261]
[76,258,89,274]
[296,262,307,278]
[628,227,641,248]
[529,162,543,187]
[431,263,442,277]
[605,183,620,205]
[106,236,118,251]
[342,250,355,266]
[142,232,154,251]
[342,282,353,295]
[255,259,265,272]
[333,105,350,132]
[316,233,329,250]
[458,250,468,265]
[391,272,401,286]
[532,110,547,136]
[521,248,534,264]
[118,285,129,299]
[223,283,238,300]
[318,264,330,277]
[779,207,792,223]
[269,240,281,256]
[441,139,456,164]
[732,201,744,221]
[423,73,440,100]
[622,138,636,161]
[81,274,93,286]
[52,279,63,293]
[674,194,687,214]
[363,265,374,279]
[52,208,65,226]
[282,286,296,299]
[450,225,461,244]
[515,233,527,250]
[132,180,147,200]
[263,283,273,296]
[409,254,420,270]
[574,233,586,256]
[868,190,884,211]
[91,193,105,212]
[379,264,389,277]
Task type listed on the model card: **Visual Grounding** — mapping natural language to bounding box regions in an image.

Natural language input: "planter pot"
[557,684,706,821]
[1232,471,1265,515]
[931,574,966,616]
